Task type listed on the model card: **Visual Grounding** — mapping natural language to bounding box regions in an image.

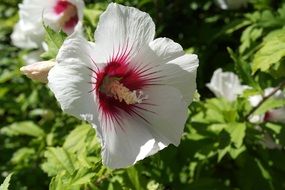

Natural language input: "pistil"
[101,77,148,105]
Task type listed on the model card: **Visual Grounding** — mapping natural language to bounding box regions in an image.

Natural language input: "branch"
[246,80,285,121]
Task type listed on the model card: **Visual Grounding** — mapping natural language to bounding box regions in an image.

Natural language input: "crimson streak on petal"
[89,44,160,130]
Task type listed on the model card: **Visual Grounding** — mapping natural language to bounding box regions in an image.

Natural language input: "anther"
[102,77,147,104]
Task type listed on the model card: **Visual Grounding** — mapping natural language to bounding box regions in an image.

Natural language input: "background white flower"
[11,0,84,49]
[206,68,248,101]
[48,3,199,169]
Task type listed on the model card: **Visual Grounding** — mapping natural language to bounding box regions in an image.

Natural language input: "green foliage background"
[1,0,285,189]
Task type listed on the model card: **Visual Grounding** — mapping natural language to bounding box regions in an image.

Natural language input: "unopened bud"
[20,61,56,83]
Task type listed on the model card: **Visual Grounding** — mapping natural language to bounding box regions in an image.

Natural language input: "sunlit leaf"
[1,121,45,137]
[252,29,285,73]
[41,25,67,60]
[226,123,246,148]
[42,147,76,176]
[0,173,13,190]
[126,167,143,190]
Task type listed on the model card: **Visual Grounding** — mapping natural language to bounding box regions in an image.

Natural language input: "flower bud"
[20,61,56,83]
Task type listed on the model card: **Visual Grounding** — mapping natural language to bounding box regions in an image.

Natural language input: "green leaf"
[255,159,274,190]
[49,169,97,190]
[41,25,67,60]
[0,69,19,83]
[126,167,143,190]
[217,146,230,162]
[269,59,285,79]
[254,98,285,115]
[42,147,76,176]
[226,123,246,148]
[69,168,96,186]
[0,173,13,190]
[84,8,102,27]
[63,124,94,153]
[49,167,98,190]
[11,147,35,164]
[228,47,259,89]
[0,121,45,137]
[265,122,285,146]
[252,29,285,73]
[217,125,247,161]
[239,25,263,54]
[228,145,246,159]
[207,98,238,123]
[264,123,282,134]
[49,173,65,190]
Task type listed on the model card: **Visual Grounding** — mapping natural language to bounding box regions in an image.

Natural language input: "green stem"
[246,80,285,121]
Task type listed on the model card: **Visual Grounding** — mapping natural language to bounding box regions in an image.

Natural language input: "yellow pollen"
[104,78,147,105]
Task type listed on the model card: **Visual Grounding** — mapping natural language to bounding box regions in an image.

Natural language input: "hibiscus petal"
[163,54,198,104]
[148,38,198,104]
[149,37,184,63]
[94,3,155,61]
[206,68,245,101]
[100,85,187,168]
[19,0,51,25]
[141,85,188,146]
[48,34,101,136]
[100,113,156,169]
[68,0,85,19]
[267,108,285,123]
[43,0,84,34]
[11,23,42,49]
[12,0,83,49]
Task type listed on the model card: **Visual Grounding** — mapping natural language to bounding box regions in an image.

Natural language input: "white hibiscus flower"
[48,3,199,169]
[206,68,248,102]
[11,0,84,49]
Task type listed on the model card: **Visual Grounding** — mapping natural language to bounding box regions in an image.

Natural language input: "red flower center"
[264,111,271,121]
[54,0,70,14]
[53,0,79,30]
[89,45,160,126]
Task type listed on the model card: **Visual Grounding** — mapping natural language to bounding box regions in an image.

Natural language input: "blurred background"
[1,0,285,189]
